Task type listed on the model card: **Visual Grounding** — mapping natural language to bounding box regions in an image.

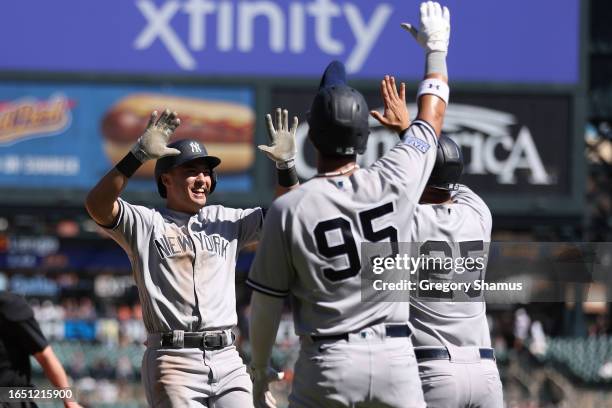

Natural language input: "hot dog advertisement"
[102,94,255,176]
[0,83,256,194]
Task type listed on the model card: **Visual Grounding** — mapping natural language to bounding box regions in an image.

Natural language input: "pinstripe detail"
[246,278,289,298]
[410,119,437,143]
[97,199,124,230]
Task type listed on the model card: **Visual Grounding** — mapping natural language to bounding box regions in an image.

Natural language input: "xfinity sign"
[134,0,392,73]
[1,0,579,82]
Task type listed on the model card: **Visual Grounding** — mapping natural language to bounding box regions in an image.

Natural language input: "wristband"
[115,151,143,178]
[130,142,150,163]
[417,78,449,105]
[277,166,298,187]
[275,159,295,170]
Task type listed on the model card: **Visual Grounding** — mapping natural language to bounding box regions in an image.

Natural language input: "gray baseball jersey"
[409,185,503,408]
[247,120,437,336]
[409,184,492,348]
[103,199,262,333]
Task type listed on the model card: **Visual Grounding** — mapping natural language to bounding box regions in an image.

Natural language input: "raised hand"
[370,75,410,134]
[401,1,450,54]
[132,109,181,162]
[259,108,298,168]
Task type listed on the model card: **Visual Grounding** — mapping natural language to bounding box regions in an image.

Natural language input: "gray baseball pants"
[289,323,425,408]
[142,335,253,408]
[417,346,503,408]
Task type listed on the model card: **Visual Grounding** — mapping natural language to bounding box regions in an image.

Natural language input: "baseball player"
[84,108,298,407]
[412,141,503,408]
[246,3,452,407]
[373,86,503,407]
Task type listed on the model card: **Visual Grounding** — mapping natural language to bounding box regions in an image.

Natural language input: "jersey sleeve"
[8,317,49,355]
[0,294,48,354]
[366,119,438,201]
[246,201,293,298]
[100,198,154,251]
[453,184,492,235]
[237,207,264,248]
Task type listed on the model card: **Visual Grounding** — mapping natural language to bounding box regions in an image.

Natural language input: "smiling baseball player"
[85,108,298,407]
[246,3,452,407]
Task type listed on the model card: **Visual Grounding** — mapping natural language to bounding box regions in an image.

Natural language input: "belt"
[414,348,495,361]
[311,324,411,342]
[156,330,235,349]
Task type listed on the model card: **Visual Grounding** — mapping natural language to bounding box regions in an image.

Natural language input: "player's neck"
[165,198,201,215]
[316,154,359,177]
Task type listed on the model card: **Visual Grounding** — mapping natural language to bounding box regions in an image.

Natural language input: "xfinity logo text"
[295,104,552,185]
[134,0,392,73]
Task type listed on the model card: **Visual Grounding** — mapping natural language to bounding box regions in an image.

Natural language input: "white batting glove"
[249,366,285,408]
[259,107,298,169]
[401,1,450,54]
[131,109,181,162]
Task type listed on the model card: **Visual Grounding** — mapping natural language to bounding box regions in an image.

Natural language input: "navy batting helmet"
[154,139,221,198]
[307,61,370,156]
[427,135,464,191]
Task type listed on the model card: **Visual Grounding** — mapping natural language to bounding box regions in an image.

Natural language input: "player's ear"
[161,173,171,189]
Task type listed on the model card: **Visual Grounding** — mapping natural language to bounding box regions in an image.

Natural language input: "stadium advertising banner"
[0,0,579,83]
[272,88,573,199]
[0,234,130,273]
[0,83,255,193]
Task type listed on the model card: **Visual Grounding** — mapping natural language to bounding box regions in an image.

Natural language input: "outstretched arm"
[247,200,293,406]
[372,2,450,138]
[85,168,128,227]
[402,1,450,136]
[258,108,300,197]
[249,292,285,408]
[85,110,180,226]
[365,2,452,200]
[34,346,83,408]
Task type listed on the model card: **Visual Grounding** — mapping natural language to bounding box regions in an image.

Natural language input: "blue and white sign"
[0,0,580,83]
